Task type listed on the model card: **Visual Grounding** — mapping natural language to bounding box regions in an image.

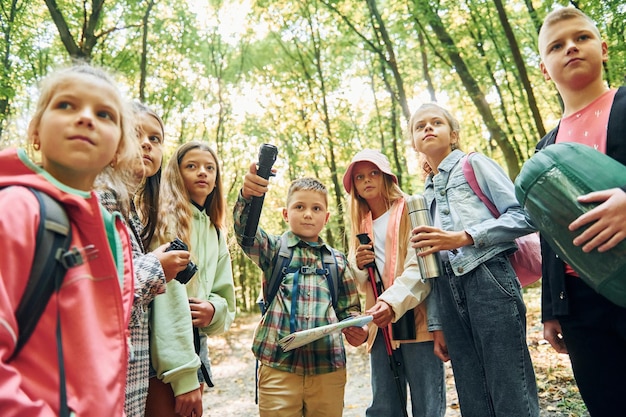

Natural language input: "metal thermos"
[406,194,442,279]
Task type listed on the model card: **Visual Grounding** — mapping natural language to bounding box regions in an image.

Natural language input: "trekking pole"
[357,233,409,417]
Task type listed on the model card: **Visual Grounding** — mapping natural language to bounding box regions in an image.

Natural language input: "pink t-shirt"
[555,88,617,154]
[555,88,617,277]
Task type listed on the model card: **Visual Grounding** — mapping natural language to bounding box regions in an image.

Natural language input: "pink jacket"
[0,149,134,417]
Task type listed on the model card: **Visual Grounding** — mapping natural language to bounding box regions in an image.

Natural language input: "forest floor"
[202,285,590,417]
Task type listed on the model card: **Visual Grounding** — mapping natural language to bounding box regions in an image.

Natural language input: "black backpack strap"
[10,188,72,417]
[263,233,340,312]
[193,327,214,387]
[321,247,339,310]
[607,86,626,164]
[12,189,72,358]
[262,232,293,314]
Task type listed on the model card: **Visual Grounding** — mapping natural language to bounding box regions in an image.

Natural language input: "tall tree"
[278,0,346,248]
[411,0,520,178]
[138,0,155,101]
[0,0,24,139]
[363,0,410,122]
[492,0,546,141]
[44,0,105,60]
[319,0,410,185]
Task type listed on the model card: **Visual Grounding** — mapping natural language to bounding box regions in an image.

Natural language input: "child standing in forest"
[233,163,362,417]
[344,149,445,417]
[535,7,626,416]
[147,141,236,417]
[409,103,539,417]
[96,102,193,416]
[0,64,136,416]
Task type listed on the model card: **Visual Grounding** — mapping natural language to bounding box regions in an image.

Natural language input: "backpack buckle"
[299,266,316,275]
[58,245,98,269]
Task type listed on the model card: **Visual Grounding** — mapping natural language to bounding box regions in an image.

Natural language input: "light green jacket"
[150,204,235,395]
[186,205,236,337]
[150,280,200,396]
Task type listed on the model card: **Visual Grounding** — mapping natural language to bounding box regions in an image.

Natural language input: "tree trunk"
[139,0,155,102]
[365,0,411,122]
[44,0,107,60]
[412,0,520,178]
[493,0,546,141]
[0,0,23,139]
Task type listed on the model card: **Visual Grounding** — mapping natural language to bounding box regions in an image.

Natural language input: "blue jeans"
[366,330,445,417]
[433,254,539,417]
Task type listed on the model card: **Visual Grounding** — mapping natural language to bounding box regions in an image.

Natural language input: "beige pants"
[258,364,346,417]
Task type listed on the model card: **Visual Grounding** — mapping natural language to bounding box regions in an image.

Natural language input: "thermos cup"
[406,194,442,279]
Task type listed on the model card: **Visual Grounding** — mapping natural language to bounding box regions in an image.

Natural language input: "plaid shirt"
[97,188,166,417]
[233,193,361,375]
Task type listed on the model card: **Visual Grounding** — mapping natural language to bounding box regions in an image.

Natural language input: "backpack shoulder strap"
[461,153,500,218]
[262,232,293,314]
[607,86,626,164]
[321,248,339,310]
[11,188,72,359]
[262,233,340,313]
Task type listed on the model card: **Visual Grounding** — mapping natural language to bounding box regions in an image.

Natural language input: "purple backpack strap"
[461,152,500,218]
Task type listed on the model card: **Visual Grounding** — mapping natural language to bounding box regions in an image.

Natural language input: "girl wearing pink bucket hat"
[343,149,445,417]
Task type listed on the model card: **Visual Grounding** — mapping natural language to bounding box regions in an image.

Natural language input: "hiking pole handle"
[241,144,278,247]
[357,233,380,295]
[357,233,384,295]
[357,233,376,269]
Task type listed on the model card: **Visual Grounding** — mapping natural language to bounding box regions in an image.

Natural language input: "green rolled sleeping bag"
[514,142,626,307]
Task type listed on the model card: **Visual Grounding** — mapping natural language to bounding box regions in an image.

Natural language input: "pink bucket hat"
[343,149,398,193]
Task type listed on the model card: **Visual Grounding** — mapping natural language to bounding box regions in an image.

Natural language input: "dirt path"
[203,286,589,417]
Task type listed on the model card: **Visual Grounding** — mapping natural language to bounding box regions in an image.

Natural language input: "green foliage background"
[1,0,623,311]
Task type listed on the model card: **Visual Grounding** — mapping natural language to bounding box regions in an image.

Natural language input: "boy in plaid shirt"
[234,164,364,417]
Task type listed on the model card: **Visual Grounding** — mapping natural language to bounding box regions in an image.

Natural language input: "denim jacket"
[424,150,535,276]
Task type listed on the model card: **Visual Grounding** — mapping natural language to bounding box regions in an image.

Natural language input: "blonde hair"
[539,7,601,47]
[157,141,226,250]
[347,169,406,258]
[407,103,462,177]
[28,63,137,178]
[286,177,328,207]
[416,152,433,182]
